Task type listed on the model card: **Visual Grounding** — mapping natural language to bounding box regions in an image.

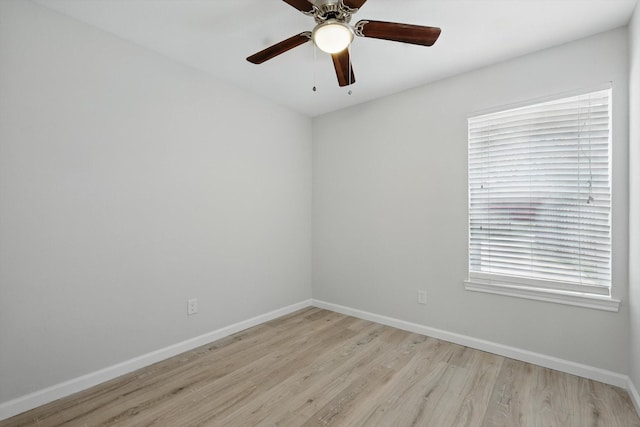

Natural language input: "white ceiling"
[34,0,638,117]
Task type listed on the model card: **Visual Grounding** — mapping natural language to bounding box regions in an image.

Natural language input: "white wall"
[0,0,312,404]
[313,28,630,373]
[629,3,640,394]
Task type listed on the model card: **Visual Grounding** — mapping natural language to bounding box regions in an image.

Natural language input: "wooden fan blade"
[342,0,368,10]
[247,32,311,64]
[282,0,314,13]
[355,20,441,46]
[331,50,355,87]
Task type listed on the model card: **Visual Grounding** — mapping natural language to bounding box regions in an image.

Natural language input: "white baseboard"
[628,377,640,419]
[3,298,637,422]
[311,299,630,389]
[0,299,312,422]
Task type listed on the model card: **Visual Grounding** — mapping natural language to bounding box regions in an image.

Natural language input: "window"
[465,87,619,311]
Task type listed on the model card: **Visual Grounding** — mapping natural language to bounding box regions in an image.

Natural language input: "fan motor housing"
[313,0,356,24]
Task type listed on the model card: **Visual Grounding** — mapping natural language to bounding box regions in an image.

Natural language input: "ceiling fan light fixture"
[312,20,354,54]
[247,1,442,88]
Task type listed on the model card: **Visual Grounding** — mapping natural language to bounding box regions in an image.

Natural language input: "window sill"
[464,279,621,312]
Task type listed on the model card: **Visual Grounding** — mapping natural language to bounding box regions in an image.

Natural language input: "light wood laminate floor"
[2,307,639,426]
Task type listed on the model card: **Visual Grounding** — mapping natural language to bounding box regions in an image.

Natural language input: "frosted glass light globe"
[312,20,354,54]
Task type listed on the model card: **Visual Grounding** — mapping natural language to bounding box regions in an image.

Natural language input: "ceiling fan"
[246,0,441,87]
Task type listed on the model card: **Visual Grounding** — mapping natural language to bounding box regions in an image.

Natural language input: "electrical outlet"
[417,290,427,305]
[187,298,198,316]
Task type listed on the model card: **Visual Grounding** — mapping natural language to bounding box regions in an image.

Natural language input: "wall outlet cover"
[418,291,427,305]
[187,298,198,316]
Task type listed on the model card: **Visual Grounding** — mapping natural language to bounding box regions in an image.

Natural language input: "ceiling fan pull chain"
[348,45,353,95]
[312,43,317,92]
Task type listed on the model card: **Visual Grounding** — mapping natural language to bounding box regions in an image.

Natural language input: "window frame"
[464,85,620,312]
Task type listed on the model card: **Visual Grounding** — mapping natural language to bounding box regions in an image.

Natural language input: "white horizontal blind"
[468,88,611,295]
